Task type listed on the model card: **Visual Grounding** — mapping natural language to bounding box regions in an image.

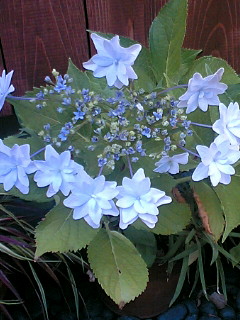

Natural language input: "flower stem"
[126,154,133,178]
[177,144,200,158]
[30,146,46,158]
[7,95,45,101]
[190,121,212,129]
[158,84,188,95]
[98,165,104,176]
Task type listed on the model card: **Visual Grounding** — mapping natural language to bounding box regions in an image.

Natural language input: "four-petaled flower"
[83,33,142,89]
[33,145,83,197]
[116,168,172,229]
[177,68,227,114]
[63,174,119,228]
[0,140,35,194]
[0,70,15,111]
[192,141,240,186]
[154,153,189,174]
[213,102,240,146]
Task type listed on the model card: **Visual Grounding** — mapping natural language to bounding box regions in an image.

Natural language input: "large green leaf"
[35,202,99,258]
[152,200,191,235]
[123,226,157,267]
[149,0,187,85]
[214,176,240,242]
[87,228,148,306]
[191,181,224,241]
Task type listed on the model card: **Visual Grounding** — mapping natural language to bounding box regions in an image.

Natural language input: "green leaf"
[214,176,240,242]
[35,202,99,257]
[67,59,91,90]
[152,200,191,235]
[149,0,187,85]
[191,181,224,241]
[87,228,148,306]
[123,226,157,267]
[182,56,240,85]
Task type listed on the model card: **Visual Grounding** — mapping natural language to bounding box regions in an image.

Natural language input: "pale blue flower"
[192,141,240,186]
[33,145,84,197]
[0,140,35,194]
[116,168,172,229]
[63,174,119,228]
[178,68,227,114]
[154,153,189,174]
[83,33,142,89]
[213,102,240,146]
[0,70,15,111]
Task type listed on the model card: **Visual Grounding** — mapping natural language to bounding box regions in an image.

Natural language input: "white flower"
[177,68,227,114]
[0,70,15,111]
[33,145,84,197]
[116,168,172,229]
[0,140,35,194]
[63,174,119,228]
[154,153,189,174]
[83,33,142,89]
[213,102,240,146]
[192,141,240,186]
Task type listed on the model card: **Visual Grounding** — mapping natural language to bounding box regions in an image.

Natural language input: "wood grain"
[1,0,89,97]
[85,0,167,47]
[184,0,240,72]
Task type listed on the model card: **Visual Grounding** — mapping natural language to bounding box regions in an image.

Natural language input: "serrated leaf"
[87,228,148,306]
[35,202,99,258]
[152,200,191,235]
[214,176,240,242]
[182,56,240,85]
[149,0,187,85]
[123,226,157,267]
[191,181,224,241]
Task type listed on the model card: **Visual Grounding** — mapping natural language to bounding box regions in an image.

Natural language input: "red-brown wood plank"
[184,0,240,72]
[1,0,89,99]
[85,0,166,48]
[0,47,12,116]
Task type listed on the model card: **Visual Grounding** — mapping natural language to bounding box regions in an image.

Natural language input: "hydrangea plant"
[2,0,240,307]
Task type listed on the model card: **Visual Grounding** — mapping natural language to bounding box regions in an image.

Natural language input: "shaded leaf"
[87,228,148,306]
[152,200,191,235]
[214,176,240,241]
[123,226,157,267]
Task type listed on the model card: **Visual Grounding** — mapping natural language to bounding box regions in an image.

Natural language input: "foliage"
[2,0,240,308]
[0,196,88,319]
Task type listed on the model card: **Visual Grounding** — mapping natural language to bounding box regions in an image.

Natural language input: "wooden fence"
[1,0,240,118]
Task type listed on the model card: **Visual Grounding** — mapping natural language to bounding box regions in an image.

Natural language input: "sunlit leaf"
[87,228,148,306]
